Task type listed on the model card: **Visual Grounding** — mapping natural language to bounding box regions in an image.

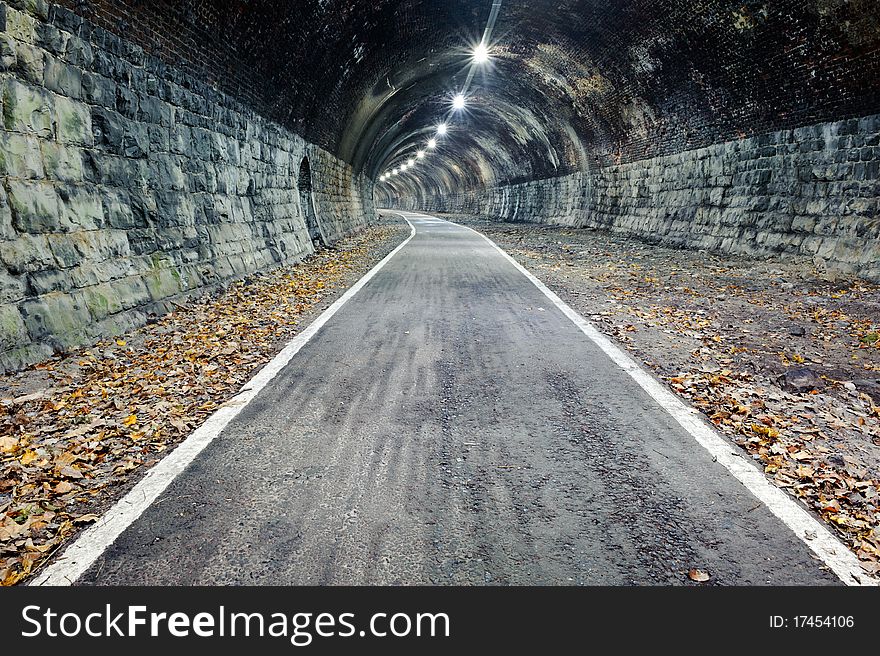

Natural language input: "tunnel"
[1,0,880,591]
[0,0,878,368]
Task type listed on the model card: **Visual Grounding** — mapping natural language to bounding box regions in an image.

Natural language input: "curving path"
[71,214,840,585]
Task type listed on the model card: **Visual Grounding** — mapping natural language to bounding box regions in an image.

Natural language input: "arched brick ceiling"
[62,0,880,200]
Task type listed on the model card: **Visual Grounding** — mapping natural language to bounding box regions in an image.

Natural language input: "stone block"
[123,120,149,158]
[19,291,90,342]
[34,21,68,55]
[91,311,140,345]
[40,141,82,182]
[90,106,124,152]
[154,190,195,226]
[0,34,15,71]
[115,84,138,119]
[97,156,146,188]
[81,71,115,106]
[170,124,191,155]
[110,275,152,310]
[0,132,44,178]
[55,94,92,145]
[148,123,170,153]
[2,77,53,136]
[101,189,140,229]
[190,127,213,160]
[0,303,28,351]
[69,228,130,261]
[12,41,43,83]
[91,49,116,81]
[127,228,158,255]
[143,265,182,301]
[28,267,72,294]
[64,37,95,69]
[6,179,61,232]
[82,283,123,320]
[0,233,53,273]
[4,6,36,44]
[150,154,186,191]
[67,262,104,289]
[0,342,52,372]
[77,148,101,185]
[0,269,26,304]
[43,54,83,98]
[7,1,49,22]
[46,232,83,268]
[57,185,103,230]
[137,94,172,126]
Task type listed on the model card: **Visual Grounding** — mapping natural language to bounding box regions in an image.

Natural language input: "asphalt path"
[76,213,838,585]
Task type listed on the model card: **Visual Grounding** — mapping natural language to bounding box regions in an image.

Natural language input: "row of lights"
[378,42,491,185]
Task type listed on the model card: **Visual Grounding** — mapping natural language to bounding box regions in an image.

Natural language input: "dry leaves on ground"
[0,222,407,585]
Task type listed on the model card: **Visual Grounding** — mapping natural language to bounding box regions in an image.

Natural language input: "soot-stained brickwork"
[45,1,880,187]
[0,1,373,372]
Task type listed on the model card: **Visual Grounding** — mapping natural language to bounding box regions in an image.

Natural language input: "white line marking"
[31,219,417,586]
[403,211,876,587]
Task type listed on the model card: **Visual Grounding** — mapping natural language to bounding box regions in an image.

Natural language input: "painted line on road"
[31,218,417,586]
[405,211,875,587]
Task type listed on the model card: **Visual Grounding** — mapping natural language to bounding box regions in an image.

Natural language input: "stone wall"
[398,114,880,282]
[311,148,375,244]
[0,1,374,372]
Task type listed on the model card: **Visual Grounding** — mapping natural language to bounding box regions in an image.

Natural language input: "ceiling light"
[436,123,448,136]
[473,42,490,64]
[407,158,415,166]
[427,138,437,149]
[417,150,425,159]
[452,93,466,110]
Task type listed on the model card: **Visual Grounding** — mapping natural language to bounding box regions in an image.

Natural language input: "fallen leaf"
[0,436,18,453]
[59,466,84,480]
[688,568,711,582]
[11,391,46,405]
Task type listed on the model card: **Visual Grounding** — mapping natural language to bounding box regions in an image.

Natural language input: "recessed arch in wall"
[298,157,329,247]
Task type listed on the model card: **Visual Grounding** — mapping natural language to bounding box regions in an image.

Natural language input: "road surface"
[76,213,837,585]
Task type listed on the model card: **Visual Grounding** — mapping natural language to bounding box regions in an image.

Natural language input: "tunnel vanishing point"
[0,0,878,373]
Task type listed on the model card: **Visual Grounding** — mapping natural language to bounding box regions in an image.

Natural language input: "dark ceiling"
[61,0,880,200]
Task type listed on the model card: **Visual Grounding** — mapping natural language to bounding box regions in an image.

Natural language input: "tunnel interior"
[0,0,879,370]
[1,0,880,588]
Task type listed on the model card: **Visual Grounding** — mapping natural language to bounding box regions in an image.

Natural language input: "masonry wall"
[397,114,880,282]
[312,148,375,243]
[0,1,374,372]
